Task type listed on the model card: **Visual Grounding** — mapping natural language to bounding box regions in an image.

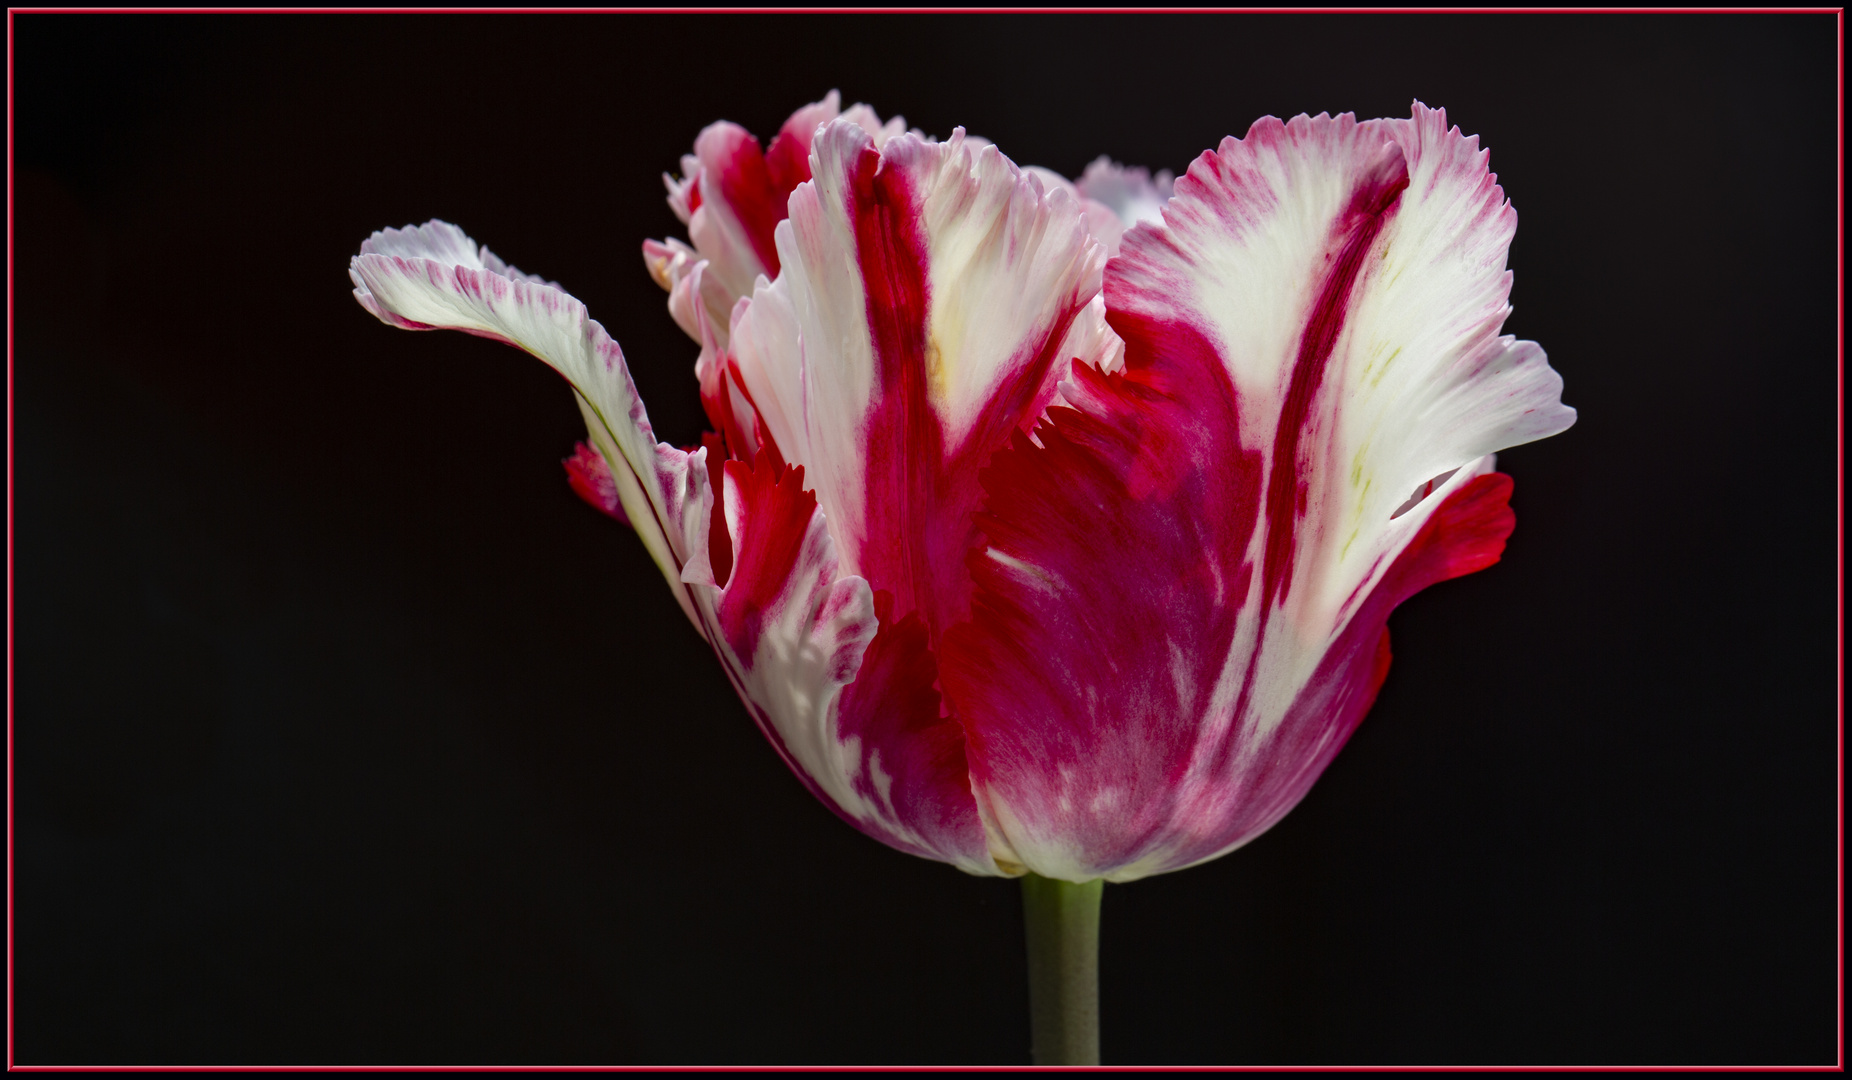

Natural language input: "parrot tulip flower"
[349,97,1572,1063]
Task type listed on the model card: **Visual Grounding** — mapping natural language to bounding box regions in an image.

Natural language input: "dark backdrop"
[11,12,1838,1066]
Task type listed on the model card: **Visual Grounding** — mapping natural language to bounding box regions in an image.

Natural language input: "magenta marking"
[1259,161,1410,612]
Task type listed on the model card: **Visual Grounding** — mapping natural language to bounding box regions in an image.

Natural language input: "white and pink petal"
[1110,104,1573,645]
[939,103,1572,882]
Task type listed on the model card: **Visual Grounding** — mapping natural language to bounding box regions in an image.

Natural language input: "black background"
[11,13,1839,1066]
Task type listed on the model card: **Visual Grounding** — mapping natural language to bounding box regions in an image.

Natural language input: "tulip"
[349,98,1572,1064]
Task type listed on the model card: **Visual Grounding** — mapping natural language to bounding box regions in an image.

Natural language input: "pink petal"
[938,314,1261,882]
[1157,468,1520,875]
[1075,155,1176,230]
[832,591,995,872]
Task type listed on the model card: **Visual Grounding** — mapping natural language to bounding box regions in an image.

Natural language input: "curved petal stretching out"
[939,104,1575,881]
[349,221,996,872]
[350,222,710,621]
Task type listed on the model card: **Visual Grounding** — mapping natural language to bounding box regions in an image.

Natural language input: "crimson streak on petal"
[1262,148,1410,612]
[938,109,1559,881]
[716,459,820,663]
[841,138,956,635]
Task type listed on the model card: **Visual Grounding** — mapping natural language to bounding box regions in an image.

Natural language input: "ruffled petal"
[938,104,1573,881]
[1111,103,1573,639]
[731,119,1119,641]
[1025,164,1135,258]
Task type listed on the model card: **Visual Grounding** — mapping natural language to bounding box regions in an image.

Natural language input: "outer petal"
[731,119,1119,641]
[352,221,990,872]
[1114,103,1573,638]
[938,104,1574,881]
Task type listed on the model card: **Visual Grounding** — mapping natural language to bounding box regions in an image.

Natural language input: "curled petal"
[349,220,712,627]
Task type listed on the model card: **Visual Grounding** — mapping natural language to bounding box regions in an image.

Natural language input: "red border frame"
[5,5,1843,1072]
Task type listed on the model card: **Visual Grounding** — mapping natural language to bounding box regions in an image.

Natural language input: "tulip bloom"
[350,100,1572,889]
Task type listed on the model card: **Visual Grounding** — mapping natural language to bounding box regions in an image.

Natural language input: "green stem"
[1020,873,1103,1066]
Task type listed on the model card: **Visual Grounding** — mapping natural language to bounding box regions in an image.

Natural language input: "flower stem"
[1020,873,1103,1065]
